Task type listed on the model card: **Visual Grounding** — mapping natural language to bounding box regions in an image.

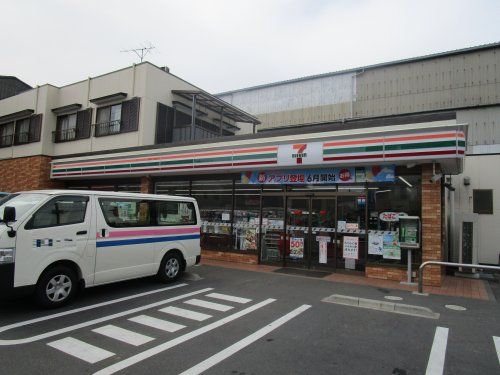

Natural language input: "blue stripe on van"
[96,234,200,248]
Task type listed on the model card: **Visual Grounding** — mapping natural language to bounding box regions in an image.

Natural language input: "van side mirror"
[3,206,15,223]
[3,206,16,238]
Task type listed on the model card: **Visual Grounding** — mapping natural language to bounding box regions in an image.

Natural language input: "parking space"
[0,265,499,374]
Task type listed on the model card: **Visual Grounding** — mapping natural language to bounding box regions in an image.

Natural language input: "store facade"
[52,120,466,286]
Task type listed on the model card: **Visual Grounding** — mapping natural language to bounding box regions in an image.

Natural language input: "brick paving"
[201,259,490,300]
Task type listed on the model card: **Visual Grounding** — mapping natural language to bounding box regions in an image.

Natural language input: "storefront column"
[140,176,153,194]
[421,164,443,287]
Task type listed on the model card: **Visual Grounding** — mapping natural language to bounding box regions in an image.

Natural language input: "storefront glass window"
[155,181,190,196]
[191,180,233,251]
[233,183,260,252]
[366,173,421,266]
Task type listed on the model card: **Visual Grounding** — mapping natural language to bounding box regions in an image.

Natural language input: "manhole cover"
[384,296,403,301]
[445,304,467,311]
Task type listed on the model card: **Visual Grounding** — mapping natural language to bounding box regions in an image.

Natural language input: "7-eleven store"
[51,119,467,286]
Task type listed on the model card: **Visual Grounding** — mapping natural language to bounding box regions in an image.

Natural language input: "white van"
[0,190,201,307]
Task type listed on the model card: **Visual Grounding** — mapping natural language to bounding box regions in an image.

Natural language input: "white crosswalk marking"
[159,306,212,321]
[493,336,500,365]
[205,293,252,304]
[184,299,234,312]
[92,325,154,346]
[128,315,186,333]
[47,337,114,364]
[426,326,449,375]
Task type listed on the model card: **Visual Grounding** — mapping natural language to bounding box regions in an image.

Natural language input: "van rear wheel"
[35,266,78,308]
[157,252,183,283]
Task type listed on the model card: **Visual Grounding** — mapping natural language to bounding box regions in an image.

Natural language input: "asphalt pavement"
[0,264,499,375]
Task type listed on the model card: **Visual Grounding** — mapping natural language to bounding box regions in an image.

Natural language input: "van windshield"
[0,193,48,222]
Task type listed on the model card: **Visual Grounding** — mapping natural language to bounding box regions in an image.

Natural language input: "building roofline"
[216,41,500,96]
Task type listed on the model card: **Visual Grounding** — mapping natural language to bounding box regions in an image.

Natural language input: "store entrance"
[285,197,337,269]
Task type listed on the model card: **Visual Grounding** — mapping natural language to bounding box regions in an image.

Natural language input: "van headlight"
[0,248,14,264]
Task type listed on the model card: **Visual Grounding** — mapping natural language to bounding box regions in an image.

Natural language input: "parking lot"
[1,264,499,375]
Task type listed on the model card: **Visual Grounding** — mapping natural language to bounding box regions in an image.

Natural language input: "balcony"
[94,120,121,137]
[14,132,30,145]
[0,134,13,148]
[53,128,77,143]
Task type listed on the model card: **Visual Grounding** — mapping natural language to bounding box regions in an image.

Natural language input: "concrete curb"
[322,294,440,319]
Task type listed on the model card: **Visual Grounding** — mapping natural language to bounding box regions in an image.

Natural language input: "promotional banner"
[242,165,395,185]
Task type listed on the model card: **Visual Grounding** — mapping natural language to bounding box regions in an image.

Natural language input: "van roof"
[14,189,195,201]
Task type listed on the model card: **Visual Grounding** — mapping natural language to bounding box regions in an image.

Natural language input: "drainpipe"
[191,94,197,140]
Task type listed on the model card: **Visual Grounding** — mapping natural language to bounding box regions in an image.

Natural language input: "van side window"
[27,196,89,229]
[157,201,197,226]
[99,198,151,227]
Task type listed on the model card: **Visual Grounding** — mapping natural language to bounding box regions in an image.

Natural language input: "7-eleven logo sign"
[292,144,307,164]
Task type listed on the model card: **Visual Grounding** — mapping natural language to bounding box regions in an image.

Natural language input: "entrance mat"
[274,268,331,278]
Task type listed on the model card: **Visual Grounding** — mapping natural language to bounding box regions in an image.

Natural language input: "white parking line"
[179,304,311,375]
[128,315,185,333]
[494,336,500,365]
[94,298,276,375]
[0,283,187,340]
[159,306,212,321]
[48,337,115,364]
[426,327,449,375]
[92,325,154,346]
[0,287,213,346]
[184,299,234,312]
[205,293,252,304]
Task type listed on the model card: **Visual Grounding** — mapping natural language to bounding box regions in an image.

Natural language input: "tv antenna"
[121,43,155,62]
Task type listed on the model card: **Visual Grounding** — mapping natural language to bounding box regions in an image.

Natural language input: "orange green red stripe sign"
[51,130,465,178]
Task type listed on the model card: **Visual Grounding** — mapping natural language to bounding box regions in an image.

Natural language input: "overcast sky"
[2,0,499,93]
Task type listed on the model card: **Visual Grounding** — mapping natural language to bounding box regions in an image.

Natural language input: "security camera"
[429,173,443,183]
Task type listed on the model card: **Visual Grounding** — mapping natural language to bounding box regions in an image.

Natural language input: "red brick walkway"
[201,259,490,300]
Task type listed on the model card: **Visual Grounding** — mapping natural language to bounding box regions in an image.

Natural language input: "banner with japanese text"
[241,165,395,185]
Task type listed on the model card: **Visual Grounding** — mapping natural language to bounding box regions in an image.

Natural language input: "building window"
[14,118,30,144]
[473,189,493,214]
[95,103,122,136]
[0,122,14,147]
[56,113,77,142]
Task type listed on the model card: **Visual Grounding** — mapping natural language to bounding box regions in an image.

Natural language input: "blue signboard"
[241,165,395,185]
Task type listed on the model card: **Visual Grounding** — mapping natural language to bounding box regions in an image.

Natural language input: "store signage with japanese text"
[289,237,304,259]
[242,165,395,185]
[379,212,408,222]
[343,236,359,259]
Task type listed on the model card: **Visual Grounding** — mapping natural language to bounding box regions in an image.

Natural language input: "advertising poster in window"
[319,241,328,264]
[243,228,257,251]
[343,236,359,259]
[290,237,304,259]
[383,233,401,260]
[368,233,384,255]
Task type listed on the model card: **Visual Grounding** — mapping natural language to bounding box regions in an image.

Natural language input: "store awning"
[51,119,467,179]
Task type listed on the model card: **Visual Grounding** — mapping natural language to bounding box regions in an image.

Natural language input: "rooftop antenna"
[121,43,155,62]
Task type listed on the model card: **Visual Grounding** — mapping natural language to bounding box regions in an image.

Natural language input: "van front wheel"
[35,266,77,308]
[157,252,183,283]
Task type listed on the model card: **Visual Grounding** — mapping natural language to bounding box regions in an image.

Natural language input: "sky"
[1,0,499,93]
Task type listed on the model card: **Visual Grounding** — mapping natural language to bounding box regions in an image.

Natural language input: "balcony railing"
[94,120,121,137]
[14,132,30,145]
[53,128,77,143]
[0,134,13,148]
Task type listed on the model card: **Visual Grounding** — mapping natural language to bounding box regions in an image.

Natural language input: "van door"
[14,195,92,288]
[94,196,155,284]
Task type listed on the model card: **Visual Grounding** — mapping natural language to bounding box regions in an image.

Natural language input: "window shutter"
[121,97,140,133]
[76,108,92,139]
[28,114,42,142]
[155,103,174,144]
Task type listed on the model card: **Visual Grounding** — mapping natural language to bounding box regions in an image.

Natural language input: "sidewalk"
[200,259,491,300]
